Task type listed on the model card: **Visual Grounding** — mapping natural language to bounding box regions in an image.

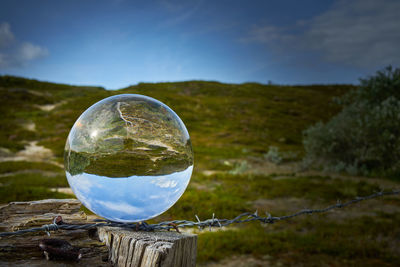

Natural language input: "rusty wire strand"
[0,190,399,237]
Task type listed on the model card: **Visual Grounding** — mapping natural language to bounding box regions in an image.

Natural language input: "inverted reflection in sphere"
[64,94,193,222]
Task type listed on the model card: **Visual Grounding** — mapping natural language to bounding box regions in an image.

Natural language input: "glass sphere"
[64,94,193,222]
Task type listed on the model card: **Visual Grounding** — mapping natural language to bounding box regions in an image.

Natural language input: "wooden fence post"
[0,199,197,267]
[98,226,197,267]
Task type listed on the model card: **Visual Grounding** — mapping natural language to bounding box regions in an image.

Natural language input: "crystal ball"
[64,94,193,222]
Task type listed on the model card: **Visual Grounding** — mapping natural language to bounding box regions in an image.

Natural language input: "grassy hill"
[1,75,399,266]
[0,75,353,180]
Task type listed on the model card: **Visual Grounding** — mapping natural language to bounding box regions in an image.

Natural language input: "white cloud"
[0,22,48,69]
[18,42,48,61]
[67,172,104,195]
[151,177,178,188]
[0,22,14,48]
[96,200,144,214]
[243,0,400,68]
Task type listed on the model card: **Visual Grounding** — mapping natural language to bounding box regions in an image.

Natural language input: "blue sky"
[0,0,399,89]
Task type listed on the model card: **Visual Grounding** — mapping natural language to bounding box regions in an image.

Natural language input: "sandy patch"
[202,170,221,176]
[0,141,63,168]
[36,104,57,111]
[35,100,67,112]
[181,225,238,235]
[27,89,48,97]
[22,121,36,131]
[50,187,74,195]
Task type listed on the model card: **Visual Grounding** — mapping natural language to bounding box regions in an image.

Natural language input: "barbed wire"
[0,189,399,238]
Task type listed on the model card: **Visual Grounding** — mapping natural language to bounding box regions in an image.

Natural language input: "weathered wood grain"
[0,199,109,266]
[98,226,197,267]
[0,199,197,266]
[0,198,85,231]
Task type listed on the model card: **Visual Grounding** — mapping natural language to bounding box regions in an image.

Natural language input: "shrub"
[264,146,283,164]
[303,66,400,178]
[264,146,299,164]
[229,160,249,175]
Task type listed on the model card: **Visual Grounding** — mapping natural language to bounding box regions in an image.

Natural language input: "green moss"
[0,186,71,203]
[0,172,70,203]
[0,161,62,173]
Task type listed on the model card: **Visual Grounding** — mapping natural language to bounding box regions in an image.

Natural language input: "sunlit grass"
[0,172,69,202]
[0,161,63,173]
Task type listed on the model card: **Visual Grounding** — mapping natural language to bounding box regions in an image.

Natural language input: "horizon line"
[0,73,358,91]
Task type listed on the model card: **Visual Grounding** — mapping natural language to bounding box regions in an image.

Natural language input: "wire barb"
[0,189,398,237]
[42,223,59,236]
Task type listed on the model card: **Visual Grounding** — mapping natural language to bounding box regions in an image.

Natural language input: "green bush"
[303,66,400,178]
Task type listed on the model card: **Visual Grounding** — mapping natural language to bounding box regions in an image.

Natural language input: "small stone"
[39,238,82,261]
